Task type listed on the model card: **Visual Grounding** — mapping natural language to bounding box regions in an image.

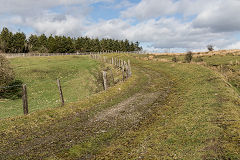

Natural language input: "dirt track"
[0,60,171,159]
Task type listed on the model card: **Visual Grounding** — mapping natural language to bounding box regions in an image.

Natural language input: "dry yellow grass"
[153,49,240,57]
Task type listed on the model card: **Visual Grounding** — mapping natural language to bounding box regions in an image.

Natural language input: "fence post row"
[90,53,132,86]
[57,79,65,106]
[22,84,29,115]
[3,52,133,115]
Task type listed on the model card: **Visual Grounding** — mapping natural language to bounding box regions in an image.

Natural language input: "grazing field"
[0,53,239,159]
[0,55,104,119]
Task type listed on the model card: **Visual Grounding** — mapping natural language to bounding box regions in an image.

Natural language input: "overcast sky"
[0,0,240,52]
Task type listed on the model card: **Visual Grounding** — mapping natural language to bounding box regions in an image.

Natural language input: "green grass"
[0,53,239,159]
[94,59,240,159]
[201,54,240,94]
[0,55,103,118]
[202,54,240,66]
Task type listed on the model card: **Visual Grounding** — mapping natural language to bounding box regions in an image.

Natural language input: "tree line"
[0,27,142,53]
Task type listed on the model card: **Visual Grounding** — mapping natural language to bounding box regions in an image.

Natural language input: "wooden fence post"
[102,71,107,90]
[124,61,128,78]
[122,64,125,81]
[119,59,121,68]
[57,79,65,106]
[128,59,132,77]
[22,84,29,115]
[110,69,115,85]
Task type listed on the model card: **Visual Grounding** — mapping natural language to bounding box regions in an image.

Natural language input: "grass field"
[0,55,104,119]
[0,53,239,159]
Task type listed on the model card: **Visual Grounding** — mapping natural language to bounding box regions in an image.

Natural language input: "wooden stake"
[57,79,65,106]
[119,59,122,68]
[22,84,29,115]
[128,59,132,77]
[110,69,115,85]
[122,65,125,81]
[102,71,107,90]
[124,61,128,78]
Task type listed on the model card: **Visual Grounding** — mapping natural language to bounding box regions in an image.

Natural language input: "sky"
[0,0,240,52]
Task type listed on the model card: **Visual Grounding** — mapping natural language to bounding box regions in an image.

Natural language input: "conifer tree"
[12,32,26,53]
[0,27,13,53]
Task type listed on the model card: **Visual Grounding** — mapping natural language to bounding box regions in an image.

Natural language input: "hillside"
[0,53,239,159]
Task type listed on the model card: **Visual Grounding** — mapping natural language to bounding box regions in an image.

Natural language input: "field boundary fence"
[0,54,132,116]
[0,51,142,58]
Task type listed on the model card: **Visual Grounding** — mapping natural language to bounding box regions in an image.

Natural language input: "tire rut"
[0,62,171,160]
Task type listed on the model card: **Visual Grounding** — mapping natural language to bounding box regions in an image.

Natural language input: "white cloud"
[84,17,235,49]
[113,0,134,9]
[1,0,240,51]
[226,41,240,49]
[121,0,177,19]
[120,0,216,20]
[85,19,131,39]
[25,12,88,37]
[0,0,112,13]
[121,0,240,33]
[193,0,240,32]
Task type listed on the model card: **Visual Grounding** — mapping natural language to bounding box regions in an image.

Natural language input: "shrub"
[0,55,15,88]
[194,57,203,62]
[185,51,193,63]
[0,80,23,100]
[172,56,178,62]
[207,45,214,51]
[0,55,22,99]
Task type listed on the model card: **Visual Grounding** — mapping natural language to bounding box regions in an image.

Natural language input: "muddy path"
[0,60,172,160]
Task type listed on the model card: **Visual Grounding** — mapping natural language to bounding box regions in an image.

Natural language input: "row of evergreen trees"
[0,27,142,53]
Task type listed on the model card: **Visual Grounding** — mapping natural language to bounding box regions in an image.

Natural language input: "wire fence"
[0,54,132,118]
[0,51,142,58]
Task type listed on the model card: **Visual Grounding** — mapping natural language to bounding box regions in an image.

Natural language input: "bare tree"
[207,45,214,51]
